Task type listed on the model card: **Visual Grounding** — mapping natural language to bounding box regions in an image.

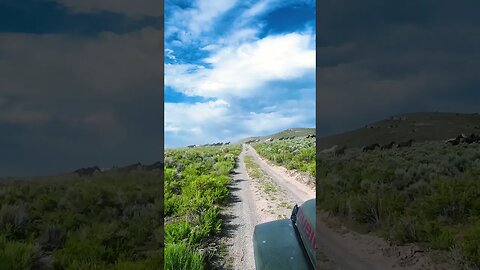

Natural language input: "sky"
[164,0,316,148]
[317,0,480,137]
[0,0,163,177]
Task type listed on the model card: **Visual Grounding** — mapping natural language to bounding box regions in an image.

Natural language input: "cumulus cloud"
[242,112,302,134]
[165,99,230,133]
[165,96,315,148]
[165,100,231,147]
[165,0,316,147]
[165,32,315,99]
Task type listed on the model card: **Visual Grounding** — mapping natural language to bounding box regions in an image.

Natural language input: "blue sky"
[165,0,316,148]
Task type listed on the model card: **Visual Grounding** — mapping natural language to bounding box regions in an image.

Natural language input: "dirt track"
[223,144,439,270]
[316,210,440,270]
[224,144,315,270]
[222,145,257,270]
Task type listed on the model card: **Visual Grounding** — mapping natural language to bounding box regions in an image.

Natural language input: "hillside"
[318,112,480,150]
[317,134,480,268]
[237,127,316,144]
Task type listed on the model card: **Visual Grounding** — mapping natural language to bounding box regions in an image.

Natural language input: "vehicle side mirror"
[290,204,299,223]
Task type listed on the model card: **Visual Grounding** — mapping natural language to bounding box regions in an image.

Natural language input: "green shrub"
[430,228,454,250]
[0,235,40,270]
[253,138,315,177]
[0,171,163,268]
[164,243,204,270]
[462,221,480,264]
[318,141,480,266]
[386,216,418,245]
[164,145,241,268]
[0,204,30,239]
[165,221,192,244]
[53,236,108,268]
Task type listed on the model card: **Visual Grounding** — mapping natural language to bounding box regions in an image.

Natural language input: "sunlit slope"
[237,128,316,144]
[318,112,480,150]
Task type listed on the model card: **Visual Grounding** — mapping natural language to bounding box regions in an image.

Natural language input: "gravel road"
[224,145,258,270]
[224,144,315,270]
[224,144,436,270]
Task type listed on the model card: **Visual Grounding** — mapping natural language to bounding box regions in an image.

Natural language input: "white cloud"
[165,99,230,133]
[240,0,271,21]
[164,1,316,148]
[165,32,315,99]
[166,0,238,42]
[238,0,314,25]
[165,96,315,147]
[54,0,163,18]
[165,48,176,61]
[242,112,302,134]
[216,28,259,46]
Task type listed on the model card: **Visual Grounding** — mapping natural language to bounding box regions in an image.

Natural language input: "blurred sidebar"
[0,1,164,269]
[317,1,480,269]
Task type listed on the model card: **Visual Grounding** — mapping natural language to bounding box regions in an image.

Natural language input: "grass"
[0,171,163,269]
[164,145,241,269]
[278,201,291,209]
[244,156,278,196]
[164,243,204,270]
[317,140,480,267]
[253,137,316,177]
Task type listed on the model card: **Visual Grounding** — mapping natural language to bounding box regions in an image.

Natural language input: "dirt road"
[224,144,437,270]
[222,145,257,270]
[316,211,438,270]
[224,144,315,270]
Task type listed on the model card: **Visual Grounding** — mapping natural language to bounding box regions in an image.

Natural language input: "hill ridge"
[237,127,316,144]
[318,111,480,149]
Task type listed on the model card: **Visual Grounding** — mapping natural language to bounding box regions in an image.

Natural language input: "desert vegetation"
[0,171,163,269]
[253,136,316,177]
[164,145,241,270]
[317,140,480,267]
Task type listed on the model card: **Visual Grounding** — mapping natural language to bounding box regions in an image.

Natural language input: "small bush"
[0,235,40,270]
[430,228,454,250]
[0,204,29,239]
[462,221,480,264]
[164,243,204,270]
[386,216,418,245]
